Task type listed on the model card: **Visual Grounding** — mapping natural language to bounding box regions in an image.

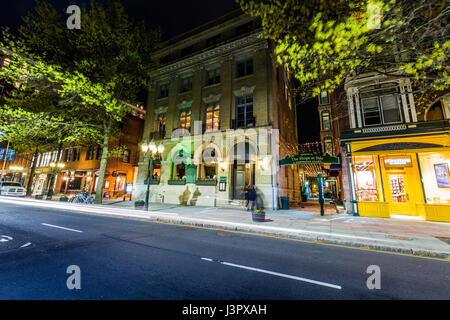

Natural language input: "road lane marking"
[218,260,342,290]
[41,223,83,233]
[201,257,214,262]
[20,242,31,248]
[0,235,13,242]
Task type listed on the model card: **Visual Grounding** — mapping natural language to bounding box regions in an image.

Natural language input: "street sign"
[0,149,15,161]
[220,176,227,182]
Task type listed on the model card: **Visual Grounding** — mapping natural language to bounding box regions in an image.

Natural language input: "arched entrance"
[230,142,257,200]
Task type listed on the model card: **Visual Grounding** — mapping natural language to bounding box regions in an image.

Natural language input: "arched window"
[321,110,331,131]
[199,147,218,179]
[425,100,444,121]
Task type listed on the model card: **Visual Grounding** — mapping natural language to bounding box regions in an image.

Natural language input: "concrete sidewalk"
[3,196,450,258]
[100,200,450,259]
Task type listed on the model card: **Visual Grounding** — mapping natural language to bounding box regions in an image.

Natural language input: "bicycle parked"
[69,190,94,204]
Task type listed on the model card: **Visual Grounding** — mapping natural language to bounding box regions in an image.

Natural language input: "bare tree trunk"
[26,148,39,196]
[94,121,111,204]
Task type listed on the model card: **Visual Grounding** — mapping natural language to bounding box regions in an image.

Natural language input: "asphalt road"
[0,200,449,300]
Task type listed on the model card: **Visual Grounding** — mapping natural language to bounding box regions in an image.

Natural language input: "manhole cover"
[436,237,450,245]
[386,234,413,241]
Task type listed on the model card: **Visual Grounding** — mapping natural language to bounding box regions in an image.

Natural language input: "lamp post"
[141,139,164,211]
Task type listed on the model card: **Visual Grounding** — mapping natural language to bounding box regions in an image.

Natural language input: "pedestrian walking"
[242,184,250,210]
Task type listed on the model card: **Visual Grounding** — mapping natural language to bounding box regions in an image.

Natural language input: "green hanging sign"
[279,153,340,165]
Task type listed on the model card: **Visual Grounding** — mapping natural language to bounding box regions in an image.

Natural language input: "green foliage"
[238,0,449,97]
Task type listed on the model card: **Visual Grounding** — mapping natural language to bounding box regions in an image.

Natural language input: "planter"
[252,210,266,222]
[168,179,186,185]
[35,195,43,200]
[134,201,145,208]
[145,179,160,185]
[195,180,217,186]
[59,197,69,202]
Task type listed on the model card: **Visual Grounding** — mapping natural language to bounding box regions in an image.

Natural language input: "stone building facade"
[134,11,300,209]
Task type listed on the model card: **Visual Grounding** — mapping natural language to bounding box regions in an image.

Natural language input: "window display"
[418,152,450,204]
[353,155,379,202]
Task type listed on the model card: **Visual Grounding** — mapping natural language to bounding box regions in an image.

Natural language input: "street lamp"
[141,139,164,211]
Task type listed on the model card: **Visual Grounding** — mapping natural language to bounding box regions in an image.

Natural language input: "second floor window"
[123,149,130,163]
[179,108,191,130]
[236,58,253,78]
[65,148,73,162]
[205,103,220,131]
[73,148,81,162]
[96,145,103,160]
[158,83,169,99]
[320,91,329,105]
[236,94,254,129]
[155,113,166,137]
[360,84,402,126]
[321,110,331,131]
[180,76,192,93]
[86,146,95,160]
[206,68,220,86]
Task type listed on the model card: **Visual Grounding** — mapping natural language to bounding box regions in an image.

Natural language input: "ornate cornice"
[177,100,193,109]
[154,106,168,114]
[202,93,222,104]
[233,85,256,97]
[152,32,267,77]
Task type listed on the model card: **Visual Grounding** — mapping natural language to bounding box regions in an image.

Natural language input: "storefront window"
[353,155,379,202]
[418,151,450,204]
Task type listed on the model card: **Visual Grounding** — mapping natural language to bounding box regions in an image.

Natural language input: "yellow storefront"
[349,133,450,222]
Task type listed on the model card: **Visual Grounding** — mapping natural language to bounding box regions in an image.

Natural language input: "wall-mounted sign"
[219,181,226,192]
[434,163,450,188]
[219,176,227,182]
[384,157,412,168]
[279,153,340,165]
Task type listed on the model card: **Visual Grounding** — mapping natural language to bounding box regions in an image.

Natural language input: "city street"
[0,201,449,299]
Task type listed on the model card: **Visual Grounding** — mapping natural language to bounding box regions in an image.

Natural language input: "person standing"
[248,185,257,211]
[242,184,250,210]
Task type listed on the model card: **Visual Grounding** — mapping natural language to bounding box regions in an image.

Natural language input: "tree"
[238,0,449,97]
[2,0,161,203]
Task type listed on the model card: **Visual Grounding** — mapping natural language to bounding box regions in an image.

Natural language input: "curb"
[131,213,450,260]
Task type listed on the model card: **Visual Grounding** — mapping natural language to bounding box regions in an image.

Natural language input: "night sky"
[0,0,240,40]
[1,0,318,143]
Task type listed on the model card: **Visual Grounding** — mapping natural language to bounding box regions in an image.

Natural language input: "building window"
[324,137,333,155]
[86,146,95,160]
[319,91,329,105]
[40,152,51,167]
[353,155,379,202]
[158,83,169,99]
[155,113,166,138]
[321,110,331,131]
[180,76,192,93]
[72,148,81,162]
[65,148,73,162]
[236,94,254,128]
[236,57,253,78]
[206,68,220,86]
[199,148,218,179]
[178,108,191,130]
[205,103,220,131]
[123,149,130,163]
[96,145,103,160]
[360,84,402,126]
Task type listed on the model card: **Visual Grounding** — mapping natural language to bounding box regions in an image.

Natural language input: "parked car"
[0,182,26,197]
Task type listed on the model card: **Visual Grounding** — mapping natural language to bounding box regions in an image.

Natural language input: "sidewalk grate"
[436,237,450,245]
[385,234,413,241]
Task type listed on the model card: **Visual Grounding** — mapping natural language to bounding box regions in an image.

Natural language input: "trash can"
[281,196,289,210]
